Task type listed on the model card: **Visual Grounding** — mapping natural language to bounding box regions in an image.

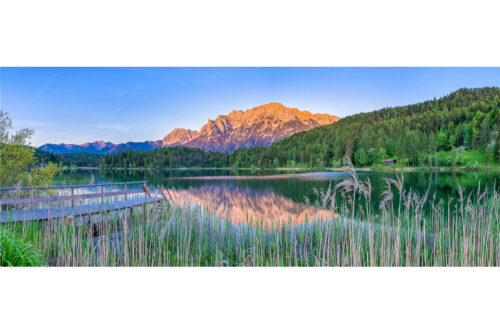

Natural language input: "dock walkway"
[0,181,168,223]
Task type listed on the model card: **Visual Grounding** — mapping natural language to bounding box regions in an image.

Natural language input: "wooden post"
[71,187,75,207]
[143,184,151,198]
[124,184,128,200]
[30,189,34,209]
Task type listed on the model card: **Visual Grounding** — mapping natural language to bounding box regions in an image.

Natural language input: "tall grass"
[2,163,499,266]
[0,228,45,266]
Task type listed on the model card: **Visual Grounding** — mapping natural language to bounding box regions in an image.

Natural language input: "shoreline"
[72,166,500,173]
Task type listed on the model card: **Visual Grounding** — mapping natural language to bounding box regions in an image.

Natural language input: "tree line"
[100,146,229,169]
[34,150,104,168]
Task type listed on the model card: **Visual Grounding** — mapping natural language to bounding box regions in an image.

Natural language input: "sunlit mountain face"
[162,128,199,147]
[184,102,339,152]
[164,183,336,228]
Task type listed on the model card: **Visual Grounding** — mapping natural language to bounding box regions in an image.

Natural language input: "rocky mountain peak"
[185,103,339,152]
[162,128,200,146]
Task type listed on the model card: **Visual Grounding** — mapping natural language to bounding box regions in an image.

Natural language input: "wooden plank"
[165,187,175,205]
[0,189,144,205]
[0,197,163,223]
[157,186,170,203]
[158,185,174,205]
[0,181,149,192]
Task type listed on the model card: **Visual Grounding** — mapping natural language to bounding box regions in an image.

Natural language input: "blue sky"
[1,67,500,147]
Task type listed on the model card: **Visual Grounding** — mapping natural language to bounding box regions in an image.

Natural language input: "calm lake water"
[55,169,500,226]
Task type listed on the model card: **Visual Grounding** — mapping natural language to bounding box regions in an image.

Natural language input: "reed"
[2,164,499,266]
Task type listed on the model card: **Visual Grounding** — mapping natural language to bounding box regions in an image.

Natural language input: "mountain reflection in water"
[167,184,335,227]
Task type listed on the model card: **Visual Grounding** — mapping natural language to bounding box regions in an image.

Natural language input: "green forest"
[100,146,229,169]
[34,150,104,168]
[57,87,500,170]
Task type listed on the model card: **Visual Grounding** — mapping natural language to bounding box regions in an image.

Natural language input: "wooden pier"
[0,181,169,223]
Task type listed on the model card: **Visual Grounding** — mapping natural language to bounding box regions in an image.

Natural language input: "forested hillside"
[101,146,229,169]
[34,150,103,167]
[229,88,500,168]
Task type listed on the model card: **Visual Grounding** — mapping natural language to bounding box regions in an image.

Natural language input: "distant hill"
[38,141,114,154]
[38,103,339,154]
[107,140,164,154]
[38,140,164,155]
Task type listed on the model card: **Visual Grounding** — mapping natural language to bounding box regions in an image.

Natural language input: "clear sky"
[1,67,500,147]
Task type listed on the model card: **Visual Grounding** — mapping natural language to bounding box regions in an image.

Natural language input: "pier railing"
[0,181,151,209]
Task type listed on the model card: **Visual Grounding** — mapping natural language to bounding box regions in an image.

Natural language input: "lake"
[55,169,500,226]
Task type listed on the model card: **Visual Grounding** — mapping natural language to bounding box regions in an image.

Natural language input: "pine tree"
[463,123,472,148]
[478,117,491,149]
[438,131,448,150]
[486,140,495,164]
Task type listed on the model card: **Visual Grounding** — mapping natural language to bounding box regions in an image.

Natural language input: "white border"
[1,0,500,332]
[1,0,500,66]
[1,268,499,332]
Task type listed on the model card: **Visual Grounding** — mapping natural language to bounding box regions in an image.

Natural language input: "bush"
[0,228,44,266]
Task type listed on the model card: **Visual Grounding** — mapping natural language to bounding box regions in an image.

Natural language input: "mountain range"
[38,103,339,154]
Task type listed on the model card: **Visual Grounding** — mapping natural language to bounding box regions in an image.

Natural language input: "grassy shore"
[2,163,499,267]
[347,165,500,173]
